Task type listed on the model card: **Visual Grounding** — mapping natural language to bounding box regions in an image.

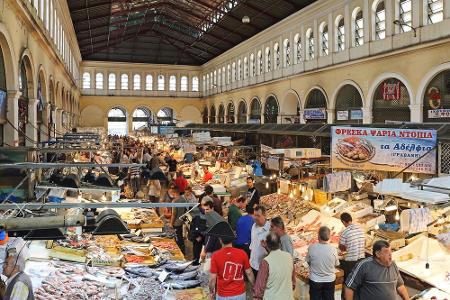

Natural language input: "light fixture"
[395,210,400,221]
[77,192,83,201]
[273,174,277,179]
[277,188,281,195]
[242,15,250,24]
[289,192,293,199]
[101,193,107,201]
[265,182,269,189]
[393,20,418,37]
[304,195,309,201]
[92,209,129,235]
[374,223,380,230]
[385,204,398,212]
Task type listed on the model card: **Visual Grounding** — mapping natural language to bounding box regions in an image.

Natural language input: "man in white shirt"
[249,205,270,278]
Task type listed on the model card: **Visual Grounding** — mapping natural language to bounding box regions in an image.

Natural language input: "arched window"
[244,57,248,79]
[375,1,386,40]
[294,34,302,64]
[192,76,199,92]
[206,74,210,91]
[249,98,261,123]
[335,85,363,124]
[264,96,279,124]
[121,74,128,90]
[133,74,141,90]
[284,39,290,67]
[258,51,263,75]
[180,76,188,91]
[354,9,364,47]
[320,23,329,56]
[227,65,231,84]
[209,105,216,123]
[238,101,247,124]
[108,73,116,90]
[238,60,242,81]
[132,107,152,130]
[202,75,206,93]
[307,29,314,60]
[336,17,345,51]
[202,107,208,123]
[82,72,90,89]
[218,104,225,123]
[232,62,236,82]
[427,0,443,24]
[250,54,255,77]
[373,78,410,123]
[398,0,412,32]
[169,75,176,91]
[145,74,153,90]
[265,47,271,72]
[157,107,174,125]
[107,107,127,135]
[95,73,103,89]
[158,75,165,91]
[227,102,235,123]
[305,89,328,123]
[274,43,280,69]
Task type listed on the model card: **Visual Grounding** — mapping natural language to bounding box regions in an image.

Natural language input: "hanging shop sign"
[350,110,363,120]
[331,126,437,174]
[428,109,450,119]
[159,126,175,136]
[304,108,326,120]
[336,110,349,121]
[382,82,401,100]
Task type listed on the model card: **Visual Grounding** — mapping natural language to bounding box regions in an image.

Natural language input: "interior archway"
[304,88,327,123]
[218,104,225,124]
[249,98,261,123]
[132,107,153,130]
[238,101,247,124]
[107,107,127,136]
[157,107,175,125]
[264,96,279,124]
[282,92,300,123]
[226,102,235,123]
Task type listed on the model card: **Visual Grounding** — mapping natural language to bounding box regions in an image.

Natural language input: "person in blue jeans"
[233,205,255,258]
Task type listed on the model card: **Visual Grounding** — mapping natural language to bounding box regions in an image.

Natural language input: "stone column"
[409,104,423,123]
[246,113,250,124]
[26,98,38,147]
[4,90,20,146]
[385,0,394,37]
[445,0,450,19]
[344,3,351,50]
[327,109,334,124]
[234,111,238,124]
[362,106,372,124]
[363,0,370,43]
[260,113,265,124]
[55,108,63,137]
[299,110,306,124]
[127,115,133,135]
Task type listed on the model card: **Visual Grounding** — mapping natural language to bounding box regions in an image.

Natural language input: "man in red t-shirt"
[209,228,255,300]
[174,171,188,194]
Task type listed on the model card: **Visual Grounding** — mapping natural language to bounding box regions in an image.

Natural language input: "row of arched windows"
[204,0,444,92]
[82,72,199,92]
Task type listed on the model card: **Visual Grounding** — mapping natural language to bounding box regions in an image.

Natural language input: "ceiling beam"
[68,0,110,13]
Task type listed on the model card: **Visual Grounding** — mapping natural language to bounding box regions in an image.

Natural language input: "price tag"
[158,270,170,283]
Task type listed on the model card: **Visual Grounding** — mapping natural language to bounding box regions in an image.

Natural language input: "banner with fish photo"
[331,126,437,174]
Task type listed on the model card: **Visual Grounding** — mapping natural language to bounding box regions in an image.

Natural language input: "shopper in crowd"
[202,185,223,216]
[339,212,366,288]
[253,232,295,300]
[174,171,188,194]
[203,165,213,182]
[249,205,270,278]
[128,158,141,195]
[228,197,245,231]
[234,205,255,258]
[167,154,178,181]
[246,177,260,211]
[169,186,186,254]
[200,198,226,261]
[188,200,206,266]
[344,240,409,300]
[142,148,152,164]
[2,241,34,300]
[306,226,339,300]
[209,222,255,300]
[270,216,294,256]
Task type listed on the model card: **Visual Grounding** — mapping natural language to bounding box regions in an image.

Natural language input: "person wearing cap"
[209,222,255,300]
[253,232,295,300]
[2,240,34,300]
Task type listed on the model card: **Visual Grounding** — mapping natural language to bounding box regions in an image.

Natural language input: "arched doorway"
[335,84,363,123]
[304,89,327,123]
[157,107,174,125]
[218,104,225,124]
[264,96,279,124]
[209,105,216,123]
[249,98,261,124]
[132,107,152,130]
[372,78,410,123]
[202,107,208,124]
[226,102,235,123]
[107,107,127,136]
[423,70,450,122]
[0,46,7,145]
[238,101,247,124]
[18,59,33,146]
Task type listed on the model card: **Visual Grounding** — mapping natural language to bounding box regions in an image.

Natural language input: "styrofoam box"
[320,198,348,216]
[346,203,373,219]
[284,148,322,159]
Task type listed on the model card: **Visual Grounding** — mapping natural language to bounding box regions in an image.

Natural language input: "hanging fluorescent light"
[265,182,269,189]
[385,204,398,212]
